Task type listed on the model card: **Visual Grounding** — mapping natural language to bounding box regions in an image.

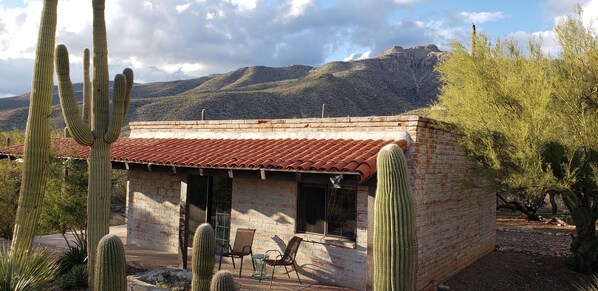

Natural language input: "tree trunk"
[564,192,598,273]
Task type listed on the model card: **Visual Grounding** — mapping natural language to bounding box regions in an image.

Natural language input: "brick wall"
[127,170,182,252]
[124,115,496,290]
[229,178,369,290]
[409,120,495,290]
[129,116,415,142]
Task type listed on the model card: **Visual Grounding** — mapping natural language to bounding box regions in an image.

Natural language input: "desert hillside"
[0,45,444,131]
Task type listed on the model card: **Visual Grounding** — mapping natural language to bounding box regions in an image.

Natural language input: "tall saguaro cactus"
[373,144,417,290]
[11,0,58,255]
[55,0,134,285]
[192,223,216,291]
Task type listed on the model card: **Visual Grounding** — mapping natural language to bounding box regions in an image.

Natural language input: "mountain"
[0,44,445,131]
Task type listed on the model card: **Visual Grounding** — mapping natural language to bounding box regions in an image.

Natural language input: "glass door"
[209,176,233,249]
[186,176,232,249]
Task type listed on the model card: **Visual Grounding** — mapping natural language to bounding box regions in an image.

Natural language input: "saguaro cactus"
[82,48,91,124]
[11,0,58,255]
[373,143,417,290]
[55,0,134,285]
[192,223,216,291]
[210,270,235,291]
[94,234,127,291]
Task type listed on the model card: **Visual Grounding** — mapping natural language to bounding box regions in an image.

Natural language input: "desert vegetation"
[433,6,598,273]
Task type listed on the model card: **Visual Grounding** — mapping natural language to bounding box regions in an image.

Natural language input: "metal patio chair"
[218,228,256,277]
[262,236,303,288]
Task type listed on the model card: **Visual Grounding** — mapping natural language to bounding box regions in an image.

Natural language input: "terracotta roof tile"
[1,137,408,182]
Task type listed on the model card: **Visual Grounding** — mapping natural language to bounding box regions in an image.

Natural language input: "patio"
[33,225,355,290]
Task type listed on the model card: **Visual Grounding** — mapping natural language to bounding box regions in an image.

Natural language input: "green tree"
[38,158,87,240]
[434,7,598,272]
[0,159,21,239]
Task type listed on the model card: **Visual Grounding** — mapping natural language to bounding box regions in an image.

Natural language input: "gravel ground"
[443,218,594,291]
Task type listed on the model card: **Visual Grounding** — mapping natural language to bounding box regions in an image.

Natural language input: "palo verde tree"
[55,0,133,285]
[434,6,598,272]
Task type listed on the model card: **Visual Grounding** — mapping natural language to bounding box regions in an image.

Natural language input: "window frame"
[295,182,357,241]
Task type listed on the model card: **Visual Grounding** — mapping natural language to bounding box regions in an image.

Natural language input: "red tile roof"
[1,138,407,182]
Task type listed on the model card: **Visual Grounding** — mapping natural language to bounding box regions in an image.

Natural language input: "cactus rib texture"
[373,143,417,290]
[55,0,134,286]
[82,48,91,124]
[94,234,127,291]
[192,223,216,291]
[210,270,236,291]
[11,0,58,255]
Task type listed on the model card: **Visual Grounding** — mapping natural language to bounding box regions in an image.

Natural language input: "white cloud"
[543,0,590,20]
[285,0,313,19]
[162,62,206,75]
[459,11,505,24]
[582,0,598,27]
[509,30,560,56]
[175,3,191,14]
[226,0,257,12]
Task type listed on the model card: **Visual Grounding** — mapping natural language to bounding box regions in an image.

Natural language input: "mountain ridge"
[0,44,444,131]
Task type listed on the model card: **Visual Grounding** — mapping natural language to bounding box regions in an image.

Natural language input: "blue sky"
[0,0,596,97]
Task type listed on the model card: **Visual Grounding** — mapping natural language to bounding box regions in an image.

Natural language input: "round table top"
[251,254,268,260]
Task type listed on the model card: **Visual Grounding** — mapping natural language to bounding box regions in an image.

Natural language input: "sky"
[0,0,597,97]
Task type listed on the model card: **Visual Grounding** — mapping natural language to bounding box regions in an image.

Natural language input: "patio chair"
[262,236,303,288]
[218,228,256,277]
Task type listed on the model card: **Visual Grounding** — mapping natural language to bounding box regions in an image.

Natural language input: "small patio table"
[251,254,270,280]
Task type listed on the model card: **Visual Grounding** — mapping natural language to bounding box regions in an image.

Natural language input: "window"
[296,183,357,240]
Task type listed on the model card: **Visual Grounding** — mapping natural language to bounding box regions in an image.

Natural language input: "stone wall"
[127,170,182,252]
[229,178,370,290]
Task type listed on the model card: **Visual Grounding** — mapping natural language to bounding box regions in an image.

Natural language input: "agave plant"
[0,245,57,291]
[577,275,598,291]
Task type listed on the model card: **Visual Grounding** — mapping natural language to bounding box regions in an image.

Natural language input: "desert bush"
[0,246,57,291]
[58,264,88,290]
[0,159,22,240]
[56,231,88,289]
[38,158,87,236]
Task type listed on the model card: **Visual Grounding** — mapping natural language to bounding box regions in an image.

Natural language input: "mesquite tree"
[434,6,598,272]
[11,0,58,255]
[55,0,133,284]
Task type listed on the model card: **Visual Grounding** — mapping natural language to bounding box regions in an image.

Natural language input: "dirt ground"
[443,217,594,291]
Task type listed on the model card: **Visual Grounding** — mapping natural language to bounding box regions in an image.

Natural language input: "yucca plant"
[59,264,88,290]
[0,245,57,291]
[577,275,598,291]
[57,231,87,275]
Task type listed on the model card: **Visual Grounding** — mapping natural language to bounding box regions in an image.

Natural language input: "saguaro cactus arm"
[104,73,128,143]
[122,68,133,118]
[82,48,91,124]
[55,44,94,146]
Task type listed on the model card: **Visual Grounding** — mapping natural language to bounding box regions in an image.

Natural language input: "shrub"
[59,264,88,290]
[0,160,21,240]
[0,246,57,291]
[56,231,88,289]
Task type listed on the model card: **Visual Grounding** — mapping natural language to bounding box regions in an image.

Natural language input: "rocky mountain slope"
[0,45,444,131]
